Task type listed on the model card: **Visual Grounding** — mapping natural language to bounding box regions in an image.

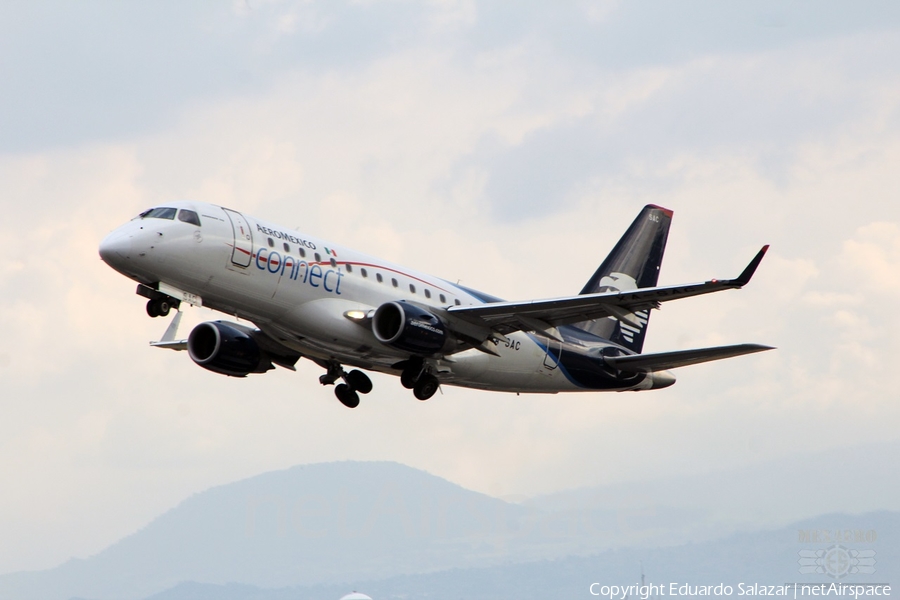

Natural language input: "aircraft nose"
[99,229,132,267]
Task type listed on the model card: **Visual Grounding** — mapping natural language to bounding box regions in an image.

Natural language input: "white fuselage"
[100,201,667,394]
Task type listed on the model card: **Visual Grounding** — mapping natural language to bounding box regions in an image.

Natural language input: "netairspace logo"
[799,545,876,578]
[588,583,893,599]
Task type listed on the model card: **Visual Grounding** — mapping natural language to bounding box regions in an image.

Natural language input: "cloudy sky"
[2,0,900,575]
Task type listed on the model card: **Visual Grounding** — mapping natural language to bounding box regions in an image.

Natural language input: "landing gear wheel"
[400,370,417,389]
[346,370,373,394]
[413,374,439,401]
[145,298,171,318]
[335,384,360,409]
[156,299,171,317]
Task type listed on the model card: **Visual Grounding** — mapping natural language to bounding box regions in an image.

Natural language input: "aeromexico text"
[254,223,346,294]
[589,583,891,599]
[256,224,316,249]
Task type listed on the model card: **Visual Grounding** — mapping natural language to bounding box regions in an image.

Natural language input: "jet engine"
[372,301,448,355]
[187,321,274,377]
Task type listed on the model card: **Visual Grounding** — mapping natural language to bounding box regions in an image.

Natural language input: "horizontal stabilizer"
[150,308,187,351]
[150,339,187,350]
[605,344,774,372]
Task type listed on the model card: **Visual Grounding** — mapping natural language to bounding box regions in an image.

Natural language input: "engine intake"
[373,301,447,355]
[188,321,274,377]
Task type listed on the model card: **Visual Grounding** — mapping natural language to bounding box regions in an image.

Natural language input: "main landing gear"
[319,359,440,407]
[398,358,440,401]
[319,362,373,409]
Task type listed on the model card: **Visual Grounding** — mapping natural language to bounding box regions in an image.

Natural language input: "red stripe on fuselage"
[227,242,455,295]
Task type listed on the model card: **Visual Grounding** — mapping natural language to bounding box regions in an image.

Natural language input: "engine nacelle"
[187,321,274,377]
[372,301,447,355]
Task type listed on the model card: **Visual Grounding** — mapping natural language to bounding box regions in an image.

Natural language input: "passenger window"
[376,273,383,283]
[346,264,353,273]
[424,289,431,299]
[361,268,368,278]
[409,284,416,294]
[177,209,202,226]
[314,253,321,262]
[439,294,446,303]
[299,248,306,258]
[139,207,177,220]
[283,242,290,252]
[392,278,398,287]
[455,299,461,306]
[268,238,275,248]
[330,258,337,268]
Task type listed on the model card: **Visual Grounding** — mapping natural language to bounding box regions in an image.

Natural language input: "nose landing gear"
[146,297,173,318]
[137,284,181,318]
[319,361,373,409]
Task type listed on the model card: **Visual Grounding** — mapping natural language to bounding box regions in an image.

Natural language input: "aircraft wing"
[447,245,768,336]
[604,344,774,372]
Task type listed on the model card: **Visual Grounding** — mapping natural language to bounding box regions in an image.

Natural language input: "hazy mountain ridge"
[527,440,900,528]
[2,457,897,600]
[142,511,899,600]
[0,462,570,600]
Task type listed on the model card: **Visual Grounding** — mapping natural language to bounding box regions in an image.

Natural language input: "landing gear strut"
[319,361,372,409]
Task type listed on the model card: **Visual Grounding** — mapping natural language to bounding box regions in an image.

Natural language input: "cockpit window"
[139,207,177,220]
[178,209,202,226]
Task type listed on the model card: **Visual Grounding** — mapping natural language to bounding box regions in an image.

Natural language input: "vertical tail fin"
[576,205,673,353]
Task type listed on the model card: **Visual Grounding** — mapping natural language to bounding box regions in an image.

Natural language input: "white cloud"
[582,0,621,24]
[840,222,900,293]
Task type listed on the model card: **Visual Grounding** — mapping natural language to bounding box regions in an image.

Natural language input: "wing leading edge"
[447,245,769,336]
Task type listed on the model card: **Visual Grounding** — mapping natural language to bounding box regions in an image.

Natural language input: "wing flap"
[605,344,774,372]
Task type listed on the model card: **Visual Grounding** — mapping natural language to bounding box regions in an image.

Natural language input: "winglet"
[730,245,769,287]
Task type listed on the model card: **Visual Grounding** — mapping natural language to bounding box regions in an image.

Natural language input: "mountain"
[2,452,897,600]
[0,462,542,600]
[526,440,900,538]
[142,510,899,600]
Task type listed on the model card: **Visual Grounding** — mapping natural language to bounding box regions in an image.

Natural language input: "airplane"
[99,202,773,408]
